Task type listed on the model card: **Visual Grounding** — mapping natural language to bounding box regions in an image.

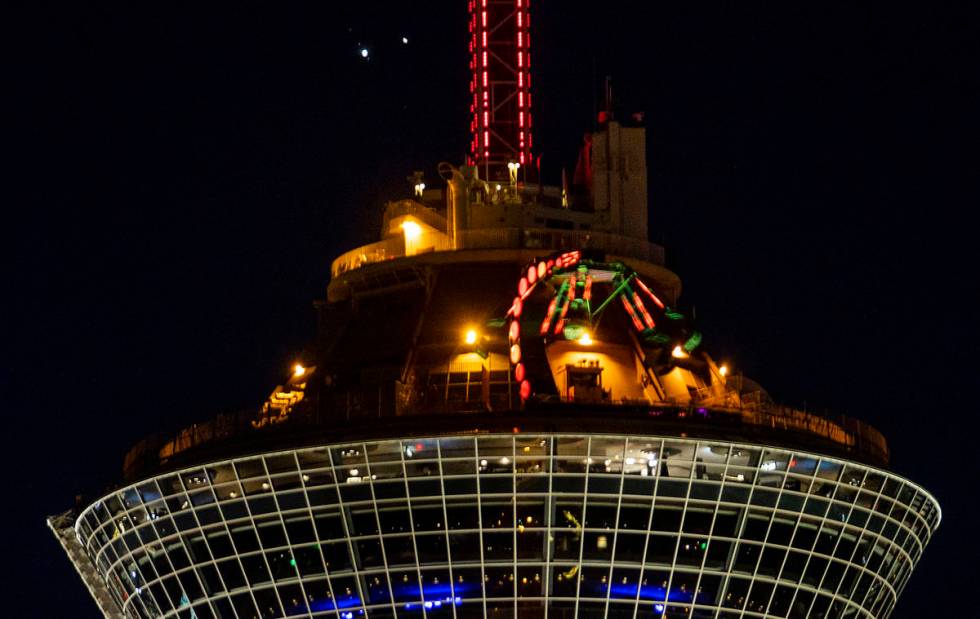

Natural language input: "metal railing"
[331,227,666,277]
[122,395,889,483]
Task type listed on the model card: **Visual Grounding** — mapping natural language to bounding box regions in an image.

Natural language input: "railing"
[331,227,666,278]
[381,200,447,234]
[330,236,404,277]
[122,397,889,482]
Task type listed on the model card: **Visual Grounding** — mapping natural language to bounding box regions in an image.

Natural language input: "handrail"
[122,399,889,483]
[330,227,666,277]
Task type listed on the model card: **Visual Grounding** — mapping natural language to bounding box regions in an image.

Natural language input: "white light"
[402,36,409,44]
[625,457,636,465]
[360,48,369,58]
[405,446,415,458]
[350,468,359,477]
[761,461,777,472]
[464,329,479,345]
[719,364,729,377]
[672,345,689,359]
[480,459,488,467]
[499,457,511,465]
[261,482,270,490]
[495,184,502,191]
[578,333,593,346]
[293,364,305,377]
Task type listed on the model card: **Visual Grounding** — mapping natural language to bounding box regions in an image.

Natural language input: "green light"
[563,323,587,340]
[700,542,707,550]
[683,331,703,353]
[289,558,296,567]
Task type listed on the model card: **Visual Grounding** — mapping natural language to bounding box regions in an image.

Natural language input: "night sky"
[8,2,976,617]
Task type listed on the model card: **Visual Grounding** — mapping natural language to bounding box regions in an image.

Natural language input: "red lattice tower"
[468,0,532,180]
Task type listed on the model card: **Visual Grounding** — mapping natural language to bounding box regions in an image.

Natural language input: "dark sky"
[8,2,976,616]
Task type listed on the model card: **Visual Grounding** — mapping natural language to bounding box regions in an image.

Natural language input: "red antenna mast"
[468,0,532,180]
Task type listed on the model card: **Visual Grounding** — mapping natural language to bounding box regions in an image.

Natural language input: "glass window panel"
[556,436,588,456]
[517,531,545,560]
[439,436,476,458]
[417,533,449,564]
[383,535,416,567]
[448,532,481,562]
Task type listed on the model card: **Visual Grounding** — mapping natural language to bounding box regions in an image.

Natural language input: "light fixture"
[400,219,422,241]
[293,364,305,377]
[671,345,689,359]
[577,332,593,346]
[719,364,729,377]
[464,329,479,345]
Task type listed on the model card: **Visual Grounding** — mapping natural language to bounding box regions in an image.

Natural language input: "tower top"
[468,0,532,181]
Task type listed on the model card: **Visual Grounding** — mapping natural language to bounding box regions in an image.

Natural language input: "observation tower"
[50,3,939,618]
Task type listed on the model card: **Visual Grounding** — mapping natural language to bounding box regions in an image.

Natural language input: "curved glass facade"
[74,434,939,619]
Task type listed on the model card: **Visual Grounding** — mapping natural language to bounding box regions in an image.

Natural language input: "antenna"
[468,0,532,180]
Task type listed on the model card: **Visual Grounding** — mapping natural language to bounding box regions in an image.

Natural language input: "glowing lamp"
[671,345,689,359]
[578,333,593,346]
[719,364,729,377]
[293,364,305,377]
[400,220,422,241]
[464,329,479,346]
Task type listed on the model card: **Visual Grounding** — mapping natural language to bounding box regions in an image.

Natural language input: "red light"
[635,277,665,309]
[518,277,529,297]
[527,264,537,284]
[537,261,546,279]
[514,363,525,382]
[620,297,645,331]
[509,320,520,343]
[415,442,424,451]
[519,380,531,400]
[511,296,523,317]
[632,292,656,329]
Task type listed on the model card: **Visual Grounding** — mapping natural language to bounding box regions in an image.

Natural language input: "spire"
[468,0,533,180]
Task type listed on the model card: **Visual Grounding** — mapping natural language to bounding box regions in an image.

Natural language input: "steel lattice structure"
[468,0,532,178]
[70,434,939,619]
